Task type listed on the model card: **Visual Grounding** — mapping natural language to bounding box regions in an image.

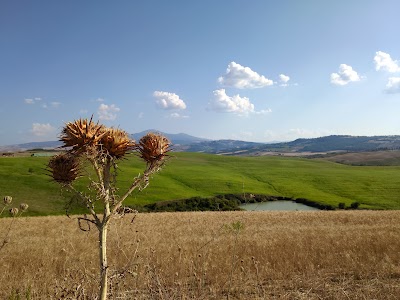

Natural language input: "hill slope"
[1,152,400,215]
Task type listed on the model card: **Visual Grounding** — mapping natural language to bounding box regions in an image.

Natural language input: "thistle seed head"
[3,196,12,205]
[59,116,106,151]
[9,207,19,216]
[100,128,135,159]
[19,203,29,212]
[47,153,81,185]
[137,133,171,164]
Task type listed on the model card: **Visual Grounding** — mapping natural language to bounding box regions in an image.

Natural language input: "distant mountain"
[2,134,400,155]
[131,130,210,146]
[179,139,265,154]
[0,130,210,152]
[249,135,400,155]
[0,140,62,152]
[172,135,400,155]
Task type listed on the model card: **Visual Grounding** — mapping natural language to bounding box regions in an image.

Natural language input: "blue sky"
[1,0,400,146]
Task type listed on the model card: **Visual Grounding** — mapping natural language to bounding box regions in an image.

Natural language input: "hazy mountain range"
[1,131,400,155]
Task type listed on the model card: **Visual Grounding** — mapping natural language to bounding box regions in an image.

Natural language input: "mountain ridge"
[1,133,400,155]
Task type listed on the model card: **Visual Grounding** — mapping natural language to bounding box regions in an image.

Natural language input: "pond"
[240,201,320,211]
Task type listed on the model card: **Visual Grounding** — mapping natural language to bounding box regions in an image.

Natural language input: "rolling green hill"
[1,152,400,215]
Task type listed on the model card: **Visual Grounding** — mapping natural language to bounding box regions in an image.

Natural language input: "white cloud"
[208,89,271,116]
[169,112,189,119]
[50,102,61,108]
[385,77,400,94]
[153,91,187,110]
[209,89,254,114]
[31,123,56,137]
[218,62,273,89]
[24,97,41,104]
[330,64,361,86]
[254,108,272,115]
[264,128,335,142]
[279,74,290,86]
[138,112,144,119]
[230,131,255,141]
[98,103,120,120]
[24,97,61,108]
[374,51,400,73]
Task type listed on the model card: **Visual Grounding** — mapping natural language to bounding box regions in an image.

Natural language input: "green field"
[1,152,400,215]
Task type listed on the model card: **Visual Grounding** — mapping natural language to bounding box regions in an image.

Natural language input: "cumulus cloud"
[50,102,61,108]
[169,112,189,119]
[98,103,120,120]
[24,97,60,109]
[264,128,334,142]
[208,89,271,116]
[218,62,273,89]
[374,51,400,73]
[209,89,254,114]
[153,91,187,110]
[279,74,290,86]
[24,97,41,104]
[330,64,361,86]
[385,77,400,94]
[31,123,56,137]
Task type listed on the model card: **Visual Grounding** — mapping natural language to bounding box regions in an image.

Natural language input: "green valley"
[1,152,400,215]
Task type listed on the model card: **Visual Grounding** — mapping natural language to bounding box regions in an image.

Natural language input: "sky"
[1,0,400,146]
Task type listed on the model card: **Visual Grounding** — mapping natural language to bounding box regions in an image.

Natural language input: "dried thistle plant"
[100,128,135,159]
[60,116,106,152]
[48,117,171,300]
[137,132,171,166]
[19,203,29,212]
[3,196,12,205]
[9,207,19,217]
[47,153,81,185]
[1,195,29,252]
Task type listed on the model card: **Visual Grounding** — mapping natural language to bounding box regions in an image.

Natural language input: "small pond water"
[240,201,319,211]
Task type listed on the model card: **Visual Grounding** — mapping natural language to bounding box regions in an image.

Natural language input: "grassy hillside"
[1,152,400,215]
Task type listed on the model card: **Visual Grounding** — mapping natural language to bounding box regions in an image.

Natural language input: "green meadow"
[1,152,400,215]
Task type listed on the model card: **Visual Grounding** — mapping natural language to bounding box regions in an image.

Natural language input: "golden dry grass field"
[1,211,400,299]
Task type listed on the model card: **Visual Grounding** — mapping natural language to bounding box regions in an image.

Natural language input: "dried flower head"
[137,133,171,164]
[3,196,12,205]
[19,203,29,212]
[48,153,81,185]
[60,116,106,151]
[9,207,19,216]
[100,128,135,159]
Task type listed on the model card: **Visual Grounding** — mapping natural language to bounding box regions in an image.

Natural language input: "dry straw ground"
[1,210,400,299]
